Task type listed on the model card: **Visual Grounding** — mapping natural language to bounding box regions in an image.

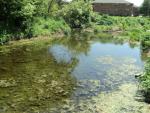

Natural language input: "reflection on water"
[49,45,73,63]
[0,35,149,113]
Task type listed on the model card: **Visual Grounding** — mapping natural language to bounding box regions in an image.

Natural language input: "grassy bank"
[0,0,149,44]
[0,36,54,54]
[0,0,92,44]
[139,33,150,103]
[92,15,150,41]
[0,17,71,45]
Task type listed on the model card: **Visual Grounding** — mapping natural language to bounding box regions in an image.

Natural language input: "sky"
[63,0,144,7]
[126,0,144,6]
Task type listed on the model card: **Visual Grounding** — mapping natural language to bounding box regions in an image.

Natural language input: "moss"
[91,83,149,113]
[50,84,149,113]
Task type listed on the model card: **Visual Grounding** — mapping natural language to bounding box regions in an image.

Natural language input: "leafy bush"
[0,34,10,45]
[0,0,35,31]
[92,16,150,42]
[31,17,71,37]
[58,0,93,28]
[141,32,150,51]
[96,15,114,26]
[140,59,150,103]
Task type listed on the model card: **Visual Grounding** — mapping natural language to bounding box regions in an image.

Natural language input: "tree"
[140,0,150,16]
[0,0,35,31]
[58,0,93,28]
[0,0,63,32]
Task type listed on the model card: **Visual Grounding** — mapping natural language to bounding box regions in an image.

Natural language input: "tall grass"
[31,17,71,37]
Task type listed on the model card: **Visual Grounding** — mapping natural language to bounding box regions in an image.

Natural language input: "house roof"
[93,0,132,4]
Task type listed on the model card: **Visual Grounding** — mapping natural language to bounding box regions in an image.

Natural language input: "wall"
[93,3,134,16]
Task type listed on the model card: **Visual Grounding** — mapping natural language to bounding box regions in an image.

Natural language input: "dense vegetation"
[140,0,150,16]
[0,0,93,44]
[92,15,150,41]
[57,0,93,28]
[140,34,150,103]
[0,0,150,44]
[0,0,67,44]
[140,59,150,103]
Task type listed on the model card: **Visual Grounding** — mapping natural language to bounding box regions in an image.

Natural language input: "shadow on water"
[0,33,149,113]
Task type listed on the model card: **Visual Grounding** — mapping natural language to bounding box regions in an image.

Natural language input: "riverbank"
[0,36,55,54]
[0,30,140,55]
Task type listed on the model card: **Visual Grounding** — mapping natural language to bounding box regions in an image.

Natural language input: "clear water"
[0,36,149,113]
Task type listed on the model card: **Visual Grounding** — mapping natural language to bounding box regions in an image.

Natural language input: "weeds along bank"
[0,0,92,45]
[0,17,71,45]
[140,34,150,103]
[92,15,150,41]
[0,0,149,44]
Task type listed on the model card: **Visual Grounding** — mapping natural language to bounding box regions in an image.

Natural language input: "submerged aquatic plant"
[0,44,77,113]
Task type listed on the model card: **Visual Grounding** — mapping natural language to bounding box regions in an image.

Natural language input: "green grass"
[31,17,71,37]
[92,15,150,41]
[0,17,71,45]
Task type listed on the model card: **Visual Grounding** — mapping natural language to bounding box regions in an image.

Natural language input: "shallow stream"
[0,36,149,113]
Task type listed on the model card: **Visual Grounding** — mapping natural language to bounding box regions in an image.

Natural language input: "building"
[92,0,134,16]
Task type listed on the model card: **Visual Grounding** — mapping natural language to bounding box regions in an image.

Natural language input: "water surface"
[0,36,149,113]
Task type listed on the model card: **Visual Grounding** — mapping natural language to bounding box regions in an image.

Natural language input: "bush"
[0,0,35,31]
[0,34,10,45]
[58,0,93,28]
[141,32,150,51]
[96,15,114,26]
[140,59,150,103]
[30,17,71,37]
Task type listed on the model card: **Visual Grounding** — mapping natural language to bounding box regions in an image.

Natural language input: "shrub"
[141,32,150,51]
[57,0,93,28]
[30,17,71,37]
[140,59,150,103]
[96,15,114,26]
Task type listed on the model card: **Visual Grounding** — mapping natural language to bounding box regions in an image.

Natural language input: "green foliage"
[96,15,114,26]
[140,0,150,16]
[141,32,150,51]
[0,34,10,45]
[0,0,36,44]
[92,16,150,41]
[0,0,35,29]
[139,32,150,103]
[0,0,69,44]
[0,0,150,45]
[31,17,71,37]
[58,0,93,28]
[140,59,150,103]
